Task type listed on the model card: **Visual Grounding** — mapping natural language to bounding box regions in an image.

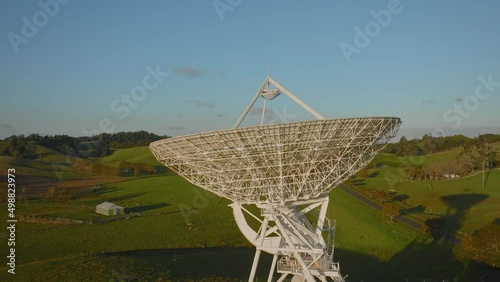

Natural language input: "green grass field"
[357,166,500,233]
[376,142,500,169]
[0,173,422,280]
[1,144,498,281]
[1,173,491,281]
[353,143,500,233]
[329,187,418,261]
[16,175,228,221]
[1,145,87,180]
[97,146,161,168]
[1,145,160,180]
[15,174,419,258]
[373,146,463,170]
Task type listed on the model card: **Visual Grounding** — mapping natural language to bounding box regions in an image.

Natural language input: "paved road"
[338,184,422,230]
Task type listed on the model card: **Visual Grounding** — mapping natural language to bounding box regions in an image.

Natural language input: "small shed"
[96,202,124,216]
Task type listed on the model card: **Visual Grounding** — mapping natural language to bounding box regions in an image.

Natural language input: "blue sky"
[1,0,499,139]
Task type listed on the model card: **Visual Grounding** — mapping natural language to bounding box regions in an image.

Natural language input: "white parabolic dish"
[150,117,400,204]
[149,75,402,281]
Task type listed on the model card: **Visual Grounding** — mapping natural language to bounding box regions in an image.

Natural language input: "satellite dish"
[150,75,401,281]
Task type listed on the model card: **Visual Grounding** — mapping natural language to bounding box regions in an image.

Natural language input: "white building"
[96,202,124,216]
[443,173,460,179]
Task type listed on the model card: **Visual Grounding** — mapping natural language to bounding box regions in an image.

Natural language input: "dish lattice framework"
[150,117,400,205]
[149,75,402,281]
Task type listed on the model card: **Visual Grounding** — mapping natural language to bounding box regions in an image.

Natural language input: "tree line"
[408,135,499,182]
[1,130,169,159]
[380,134,500,181]
[71,160,158,177]
[1,135,37,158]
[384,133,500,156]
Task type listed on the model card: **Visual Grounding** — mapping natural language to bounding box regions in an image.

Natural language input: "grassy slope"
[357,143,500,233]
[0,156,12,172]
[97,146,161,168]
[376,141,500,169]
[1,175,423,281]
[374,146,462,169]
[13,175,418,263]
[400,170,500,231]
[329,188,417,261]
[1,145,160,180]
[1,143,498,280]
[1,145,87,179]
[16,175,225,219]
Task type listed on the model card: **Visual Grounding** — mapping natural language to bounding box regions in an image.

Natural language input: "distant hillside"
[97,146,161,168]
[0,144,163,180]
[1,130,169,159]
[373,147,464,169]
[0,145,87,180]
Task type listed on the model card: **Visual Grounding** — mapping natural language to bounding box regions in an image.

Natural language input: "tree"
[134,164,141,177]
[373,190,391,204]
[3,135,37,159]
[119,161,134,170]
[458,137,497,188]
[45,187,57,201]
[382,203,400,222]
[57,188,72,202]
[363,188,377,199]
[358,168,369,178]
[409,165,425,180]
[462,223,500,267]
[73,160,92,174]
[476,139,497,189]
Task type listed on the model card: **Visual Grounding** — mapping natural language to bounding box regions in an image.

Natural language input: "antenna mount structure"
[150,75,401,281]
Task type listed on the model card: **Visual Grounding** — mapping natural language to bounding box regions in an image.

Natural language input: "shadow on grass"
[83,191,147,205]
[125,203,169,213]
[98,245,498,281]
[388,193,491,281]
[352,179,366,187]
[439,194,489,242]
[94,187,121,195]
[100,247,273,280]
[494,218,500,225]
[400,204,425,216]
[76,187,121,198]
[108,192,147,202]
[391,193,410,202]
[96,193,495,281]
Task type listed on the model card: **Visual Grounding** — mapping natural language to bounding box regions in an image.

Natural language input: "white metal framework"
[150,75,401,281]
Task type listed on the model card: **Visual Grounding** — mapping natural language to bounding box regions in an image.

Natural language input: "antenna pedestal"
[230,197,345,282]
